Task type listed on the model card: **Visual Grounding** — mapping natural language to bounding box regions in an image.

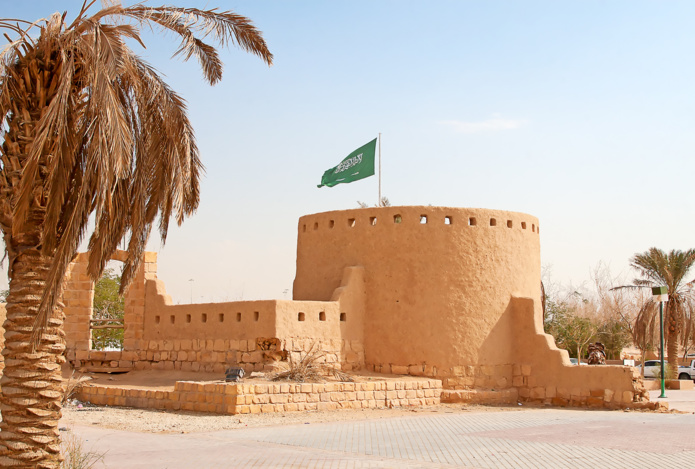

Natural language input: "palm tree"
[0,2,271,466]
[619,248,695,378]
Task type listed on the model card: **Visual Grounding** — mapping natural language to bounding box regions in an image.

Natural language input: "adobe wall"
[507,296,646,408]
[63,253,366,375]
[294,206,541,373]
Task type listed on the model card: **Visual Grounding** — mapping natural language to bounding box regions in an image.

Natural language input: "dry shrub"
[62,370,89,405]
[60,430,106,469]
[272,343,353,382]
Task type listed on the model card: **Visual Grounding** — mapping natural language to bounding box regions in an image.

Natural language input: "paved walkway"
[69,403,695,468]
[649,388,695,413]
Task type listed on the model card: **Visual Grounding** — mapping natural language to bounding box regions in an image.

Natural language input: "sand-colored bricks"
[76,378,442,415]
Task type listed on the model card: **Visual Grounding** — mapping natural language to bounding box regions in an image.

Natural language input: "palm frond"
[117,6,273,82]
[0,2,271,345]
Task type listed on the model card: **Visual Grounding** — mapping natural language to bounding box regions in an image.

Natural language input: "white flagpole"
[378,132,382,206]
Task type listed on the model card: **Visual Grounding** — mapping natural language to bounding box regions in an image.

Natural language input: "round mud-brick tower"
[293,206,541,381]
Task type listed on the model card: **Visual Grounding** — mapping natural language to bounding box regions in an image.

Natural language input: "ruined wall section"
[137,264,365,374]
[509,296,649,408]
[64,250,149,366]
[65,250,365,374]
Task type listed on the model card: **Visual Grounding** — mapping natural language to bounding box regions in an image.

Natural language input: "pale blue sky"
[2,1,695,302]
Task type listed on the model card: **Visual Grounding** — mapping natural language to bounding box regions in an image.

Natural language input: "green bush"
[91,268,124,350]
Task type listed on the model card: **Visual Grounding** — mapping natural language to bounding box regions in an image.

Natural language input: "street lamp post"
[652,286,668,399]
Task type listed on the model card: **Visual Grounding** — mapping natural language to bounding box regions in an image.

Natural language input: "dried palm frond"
[0,3,272,345]
[273,344,326,382]
[272,343,354,383]
[328,367,354,382]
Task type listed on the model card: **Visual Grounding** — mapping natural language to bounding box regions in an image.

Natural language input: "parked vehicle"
[678,359,695,380]
[635,359,695,380]
[635,360,662,378]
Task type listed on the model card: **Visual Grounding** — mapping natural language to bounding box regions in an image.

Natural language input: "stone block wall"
[63,250,152,361]
[64,257,366,375]
[72,337,364,376]
[63,255,94,353]
[76,378,442,415]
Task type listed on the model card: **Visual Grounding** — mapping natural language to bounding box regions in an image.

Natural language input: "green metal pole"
[659,300,666,398]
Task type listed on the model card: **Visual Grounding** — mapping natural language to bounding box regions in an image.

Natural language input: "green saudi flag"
[317,138,377,188]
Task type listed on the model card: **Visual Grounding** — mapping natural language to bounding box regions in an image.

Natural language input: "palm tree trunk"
[0,247,66,468]
[666,300,680,379]
[0,45,67,467]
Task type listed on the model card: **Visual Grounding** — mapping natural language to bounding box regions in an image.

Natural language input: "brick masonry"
[71,337,364,375]
[76,378,442,415]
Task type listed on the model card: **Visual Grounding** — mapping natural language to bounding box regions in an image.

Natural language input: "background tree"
[595,317,631,360]
[595,269,657,374]
[544,292,599,360]
[680,305,695,360]
[591,264,642,361]
[91,268,124,350]
[629,302,660,374]
[544,264,634,362]
[0,2,271,466]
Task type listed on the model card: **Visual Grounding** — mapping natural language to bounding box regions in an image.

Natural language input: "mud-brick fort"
[61,206,649,413]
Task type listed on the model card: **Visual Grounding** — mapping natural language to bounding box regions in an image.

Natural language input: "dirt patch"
[60,401,521,434]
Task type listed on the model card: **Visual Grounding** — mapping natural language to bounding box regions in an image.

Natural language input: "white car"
[635,360,663,378]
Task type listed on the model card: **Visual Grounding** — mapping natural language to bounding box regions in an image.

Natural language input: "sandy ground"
[60,401,509,434]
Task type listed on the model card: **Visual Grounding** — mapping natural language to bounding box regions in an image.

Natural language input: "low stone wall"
[442,388,518,405]
[76,378,442,415]
[440,363,658,410]
[642,379,694,391]
[73,337,365,374]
